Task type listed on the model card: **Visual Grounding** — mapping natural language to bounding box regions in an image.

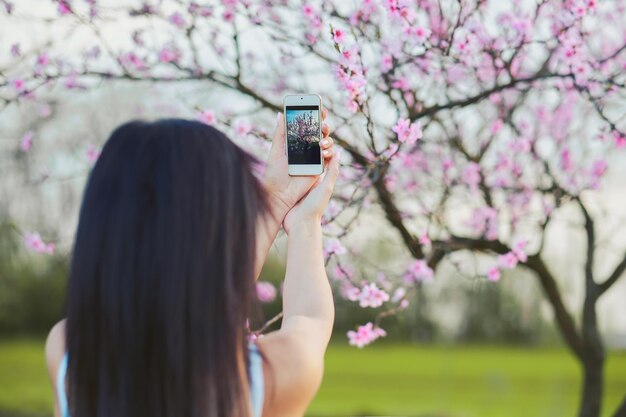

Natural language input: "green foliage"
[0,222,67,337]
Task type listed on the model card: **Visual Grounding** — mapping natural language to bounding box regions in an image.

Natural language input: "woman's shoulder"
[45,319,67,386]
[256,330,325,417]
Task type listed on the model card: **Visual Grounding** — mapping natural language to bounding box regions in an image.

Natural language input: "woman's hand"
[264,109,334,223]
[283,149,340,235]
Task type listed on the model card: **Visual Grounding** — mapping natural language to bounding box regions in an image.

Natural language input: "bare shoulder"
[45,319,67,383]
[256,326,326,417]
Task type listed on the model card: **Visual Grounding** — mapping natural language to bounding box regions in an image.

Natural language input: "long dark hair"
[65,119,268,417]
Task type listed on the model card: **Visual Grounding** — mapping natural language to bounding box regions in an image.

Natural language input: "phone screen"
[285,105,321,165]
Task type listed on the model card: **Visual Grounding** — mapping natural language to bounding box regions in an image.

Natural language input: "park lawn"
[0,340,625,417]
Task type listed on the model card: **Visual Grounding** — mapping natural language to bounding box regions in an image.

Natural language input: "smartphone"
[283,94,324,176]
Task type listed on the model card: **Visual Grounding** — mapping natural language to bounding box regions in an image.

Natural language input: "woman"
[44,110,339,417]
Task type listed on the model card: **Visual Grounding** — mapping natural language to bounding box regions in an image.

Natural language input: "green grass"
[310,344,626,417]
[1,340,625,417]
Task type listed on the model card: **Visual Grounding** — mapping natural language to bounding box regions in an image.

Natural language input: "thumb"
[270,112,285,156]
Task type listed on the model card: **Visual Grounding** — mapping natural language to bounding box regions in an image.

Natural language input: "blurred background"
[1,1,626,417]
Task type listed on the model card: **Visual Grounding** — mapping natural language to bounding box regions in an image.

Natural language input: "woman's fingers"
[322,123,330,138]
[321,136,334,159]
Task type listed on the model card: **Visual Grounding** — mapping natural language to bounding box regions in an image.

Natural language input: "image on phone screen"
[286,106,321,165]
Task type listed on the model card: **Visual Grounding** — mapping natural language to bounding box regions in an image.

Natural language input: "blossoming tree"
[1,1,626,416]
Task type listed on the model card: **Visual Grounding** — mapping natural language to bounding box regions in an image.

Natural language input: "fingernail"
[276,112,281,123]
[321,139,329,146]
[323,149,329,156]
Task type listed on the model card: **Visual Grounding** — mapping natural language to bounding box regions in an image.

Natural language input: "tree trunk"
[579,356,604,417]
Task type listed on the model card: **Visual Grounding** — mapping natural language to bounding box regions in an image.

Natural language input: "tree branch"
[429,234,585,360]
[577,198,597,288]
[599,252,626,296]
[526,254,585,359]
[411,71,570,121]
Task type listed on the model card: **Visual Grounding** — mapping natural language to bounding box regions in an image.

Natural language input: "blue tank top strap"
[56,345,264,417]
[247,342,265,417]
[57,352,70,417]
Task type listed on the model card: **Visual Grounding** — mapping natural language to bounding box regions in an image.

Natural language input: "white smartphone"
[283,94,324,176]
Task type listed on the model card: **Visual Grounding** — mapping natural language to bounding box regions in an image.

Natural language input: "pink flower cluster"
[20,131,34,152]
[334,44,367,113]
[469,206,498,241]
[392,118,422,145]
[463,162,482,192]
[350,282,390,308]
[198,109,216,125]
[301,3,322,44]
[347,322,387,348]
[24,232,55,255]
[324,237,347,257]
[86,144,101,164]
[159,45,181,64]
[487,240,529,282]
[403,259,434,283]
[256,281,277,303]
[349,0,378,26]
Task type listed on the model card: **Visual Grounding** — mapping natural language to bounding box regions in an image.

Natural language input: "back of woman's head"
[65,118,267,417]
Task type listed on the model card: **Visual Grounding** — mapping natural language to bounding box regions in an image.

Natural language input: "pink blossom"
[391,287,406,303]
[470,206,499,240]
[11,78,25,92]
[302,4,315,17]
[38,103,52,118]
[391,77,410,91]
[358,283,390,308]
[418,232,431,246]
[222,9,234,22]
[591,159,607,180]
[463,162,482,191]
[256,281,277,303]
[324,237,347,257]
[347,322,387,348]
[406,26,431,43]
[36,53,50,67]
[498,252,518,269]
[234,121,252,137]
[333,29,346,44]
[614,132,626,148]
[512,240,528,263]
[487,266,501,282]
[159,46,180,63]
[24,232,55,254]
[403,259,434,282]
[86,144,101,164]
[346,98,359,113]
[560,148,573,172]
[121,52,146,71]
[380,54,393,72]
[10,43,20,57]
[392,118,422,145]
[333,264,355,280]
[198,109,216,125]
[324,200,342,219]
[490,119,503,135]
[20,131,34,152]
[58,1,71,15]
[169,12,187,28]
